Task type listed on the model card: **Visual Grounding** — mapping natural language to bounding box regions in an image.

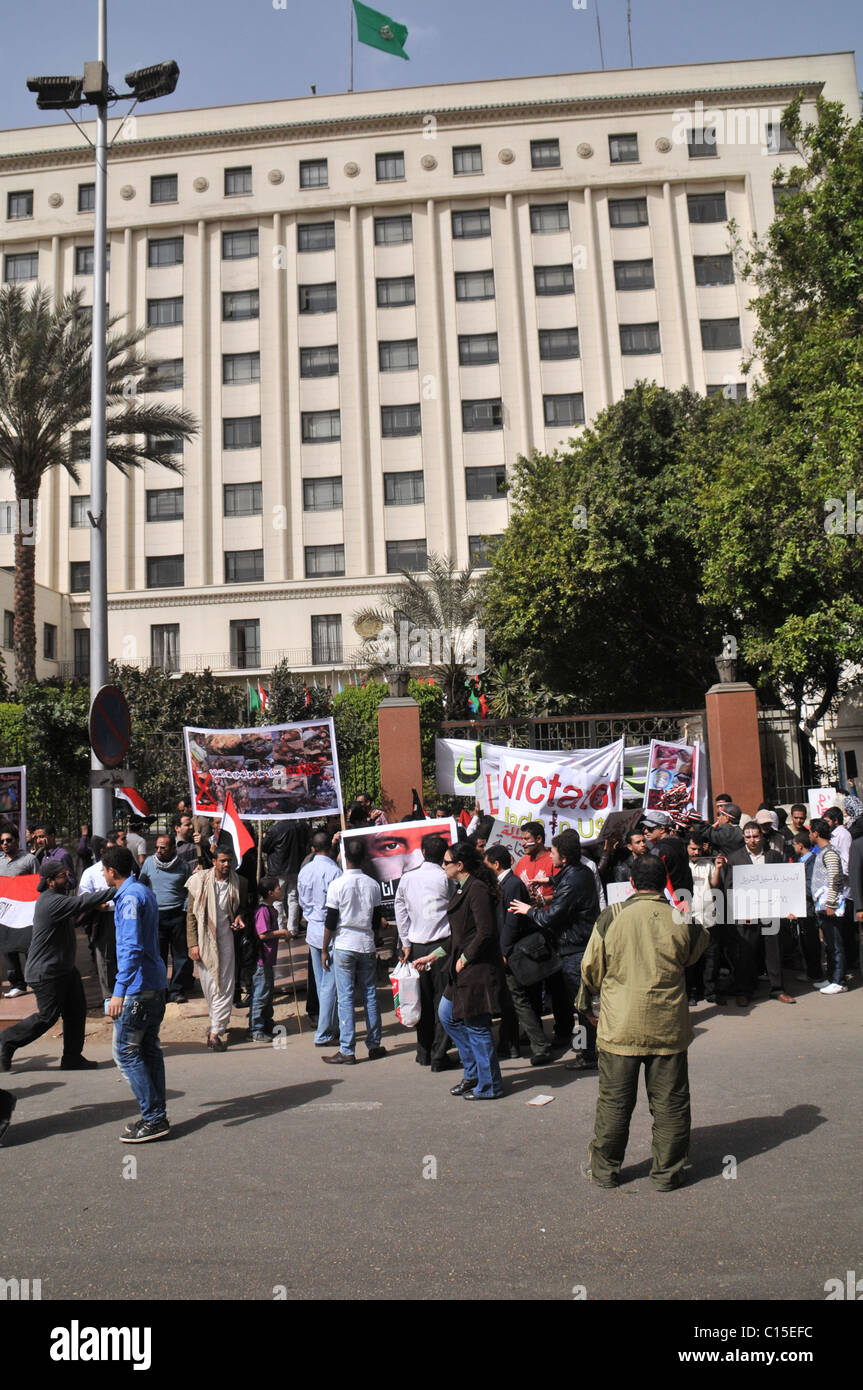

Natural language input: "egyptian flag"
[219,791,254,868]
[115,787,151,818]
[0,874,40,951]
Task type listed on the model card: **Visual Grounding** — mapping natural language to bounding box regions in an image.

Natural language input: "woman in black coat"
[414,841,505,1100]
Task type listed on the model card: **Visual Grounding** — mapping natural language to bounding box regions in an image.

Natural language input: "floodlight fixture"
[26,75,84,110]
[123,60,179,102]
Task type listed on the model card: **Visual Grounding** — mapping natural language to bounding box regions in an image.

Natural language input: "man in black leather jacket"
[508,829,600,1069]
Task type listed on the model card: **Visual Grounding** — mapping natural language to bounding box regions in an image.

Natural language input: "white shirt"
[830,825,852,875]
[78,860,113,909]
[325,868,382,954]
[394,861,450,947]
[214,876,231,933]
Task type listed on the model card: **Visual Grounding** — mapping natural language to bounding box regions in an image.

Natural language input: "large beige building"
[0,51,859,689]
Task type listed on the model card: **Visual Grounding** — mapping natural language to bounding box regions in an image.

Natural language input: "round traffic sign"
[89,684,131,768]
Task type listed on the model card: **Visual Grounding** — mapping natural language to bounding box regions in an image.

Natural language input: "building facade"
[0,51,858,687]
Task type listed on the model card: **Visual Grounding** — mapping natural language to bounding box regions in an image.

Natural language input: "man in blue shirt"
[102,845,170,1143]
[298,831,342,1047]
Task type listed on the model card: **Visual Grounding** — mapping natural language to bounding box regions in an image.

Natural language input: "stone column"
[705,681,764,815]
[377,696,423,821]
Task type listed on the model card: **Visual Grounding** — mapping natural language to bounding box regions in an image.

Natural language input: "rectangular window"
[609,133,639,163]
[462,398,503,431]
[614,258,655,291]
[531,139,561,169]
[297,221,335,252]
[538,327,580,360]
[74,628,90,679]
[468,534,501,568]
[311,615,343,664]
[620,322,661,354]
[7,190,33,219]
[222,229,259,259]
[147,296,183,327]
[693,254,735,287]
[70,561,90,592]
[301,410,341,443]
[75,245,110,275]
[70,430,90,460]
[452,208,491,240]
[78,183,95,212]
[374,214,413,245]
[544,393,584,426]
[772,184,799,211]
[609,197,649,228]
[5,252,38,282]
[534,264,574,296]
[43,623,57,662]
[453,145,483,175]
[766,122,796,154]
[299,159,328,189]
[384,471,424,505]
[305,544,345,578]
[223,416,261,449]
[70,495,90,528]
[151,624,180,672]
[299,282,337,313]
[151,175,178,204]
[687,128,718,158]
[465,465,507,500]
[458,332,499,365]
[229,619,261,669]
[222,289,259,321]
[2,611,14,648]
[379,339,418,371]
[376,151,405,182]
[146,487,184,521]
[386,539,428,573]
[223,352,261,385]
[687,192,727,224]
[225,550,264,584]
[300,345,339,377]
[225,166,252,196]
[224,482,263,516]
[706,382,747,401]
[530,203,570,233]
[148,236,184,267]
[146,555,184,588]
[381,404,421,437]
[455,270,494,301]
[303,477,343,511]
[377,275,416,307]
[146,358,183,391]
[146,432,184,456]
[701,317,742,350]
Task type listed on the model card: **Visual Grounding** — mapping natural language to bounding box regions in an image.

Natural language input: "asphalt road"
[1,981,861,1304]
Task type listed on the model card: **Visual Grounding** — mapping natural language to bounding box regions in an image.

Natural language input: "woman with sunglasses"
[413,841,505,1100]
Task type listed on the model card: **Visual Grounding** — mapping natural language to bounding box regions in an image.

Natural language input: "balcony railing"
[61,646,365,679]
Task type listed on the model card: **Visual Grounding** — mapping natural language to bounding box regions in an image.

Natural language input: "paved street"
[2,978,861,1304]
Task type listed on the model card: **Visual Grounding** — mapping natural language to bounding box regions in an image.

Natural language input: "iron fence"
[440,710,706,751]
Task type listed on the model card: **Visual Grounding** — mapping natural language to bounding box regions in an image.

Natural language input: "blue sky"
[1,0,860,130]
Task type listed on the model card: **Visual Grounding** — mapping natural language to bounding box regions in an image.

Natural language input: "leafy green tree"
[482,383,724,711]
[260,661,332,724]
[0,285,197,686]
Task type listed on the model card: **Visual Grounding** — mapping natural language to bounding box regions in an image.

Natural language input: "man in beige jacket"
[578,853,709,1192]
[186,850,248,1050]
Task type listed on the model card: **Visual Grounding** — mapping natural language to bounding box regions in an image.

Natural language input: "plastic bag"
[389,960,422,1028]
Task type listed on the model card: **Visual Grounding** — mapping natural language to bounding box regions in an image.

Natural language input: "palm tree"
[353,552,482,715]
[0,284,197,686]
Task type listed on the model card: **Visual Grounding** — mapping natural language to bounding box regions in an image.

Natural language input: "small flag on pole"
[248,680,269,716]
[353,1,409,60]
[115,787,151,818]
[219,791,255,867]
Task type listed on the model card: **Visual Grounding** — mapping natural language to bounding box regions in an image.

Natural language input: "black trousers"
[157,910,194,1000]
[732,921,788,996]
[503,972,548,1057]
[409,939,452,1064]
[306,950,319,1018]
[1,970,87,1062]
[91,914,117,1001]
[2,952,26,989]
[796,916,824,980]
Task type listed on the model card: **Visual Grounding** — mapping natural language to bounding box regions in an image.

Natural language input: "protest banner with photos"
[729,863,806,924]
[339,817,457,902]
[643,739,698,817]
[184,719,342,821]
[0,765,26,842]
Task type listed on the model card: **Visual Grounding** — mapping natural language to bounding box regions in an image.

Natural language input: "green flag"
[353,1,409,61]
[248,680,262,716]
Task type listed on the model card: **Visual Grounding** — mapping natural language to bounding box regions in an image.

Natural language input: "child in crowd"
[250,876,289,1042]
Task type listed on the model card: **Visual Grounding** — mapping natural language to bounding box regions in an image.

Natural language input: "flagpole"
[349,0,354,92]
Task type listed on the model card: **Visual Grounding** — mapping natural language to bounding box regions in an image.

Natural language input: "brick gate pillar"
[377,697,423,821]
[705,681,764,816]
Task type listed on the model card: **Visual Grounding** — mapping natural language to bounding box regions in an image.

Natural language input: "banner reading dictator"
[0,765,26,843]
[184,720,343,821]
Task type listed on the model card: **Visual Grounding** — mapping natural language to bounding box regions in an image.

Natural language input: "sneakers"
[120,1118,170,1143]
[819,982,848,994]
[5,987,25,998]
[250,1032,273,1043]
[121,1116,143,1138]
[809,979,830,989]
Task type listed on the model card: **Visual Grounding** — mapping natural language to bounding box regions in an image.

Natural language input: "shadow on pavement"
[172,1078,340,1135]
[620,1103,826,1188]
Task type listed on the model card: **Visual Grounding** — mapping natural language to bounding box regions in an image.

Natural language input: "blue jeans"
[112,992,166,1125]
[250,959,274,1035]
[309,944,340,1044]
[333,950,381,1055]
[817,911,846,985]
[438,995,503,1098]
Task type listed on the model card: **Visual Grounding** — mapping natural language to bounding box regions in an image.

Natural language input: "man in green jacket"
[578,854,709,1192]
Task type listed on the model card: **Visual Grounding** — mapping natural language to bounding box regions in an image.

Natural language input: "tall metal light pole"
[28,2,179,837]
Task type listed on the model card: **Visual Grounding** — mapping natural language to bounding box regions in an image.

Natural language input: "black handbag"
[507,930,561,987]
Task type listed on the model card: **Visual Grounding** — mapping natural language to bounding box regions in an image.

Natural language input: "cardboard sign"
[729,863,806,923]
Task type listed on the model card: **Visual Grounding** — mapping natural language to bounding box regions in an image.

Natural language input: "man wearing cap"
[713,820,795,1007]
[709,801,745,857]
[754,808,787,857]
[643,811,693,899]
